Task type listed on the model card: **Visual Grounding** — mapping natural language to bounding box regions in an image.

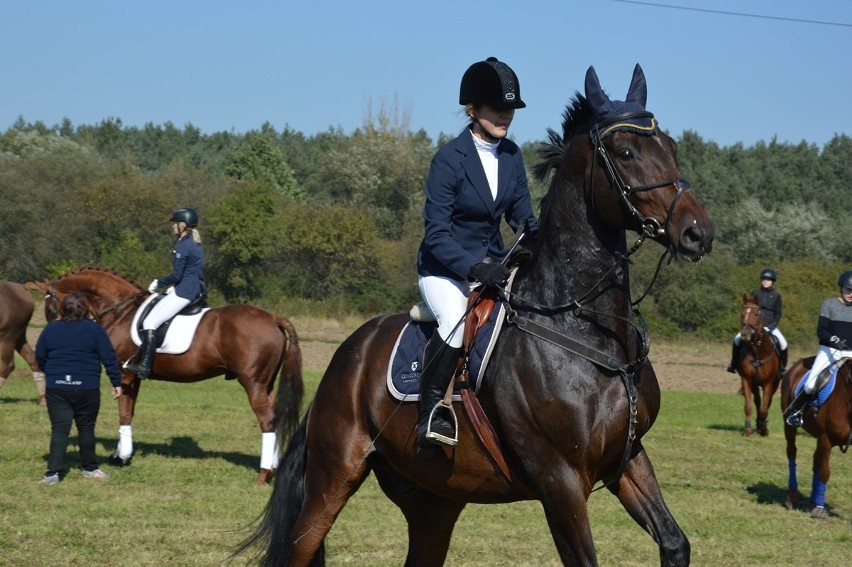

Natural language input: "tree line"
[1,111,850,349]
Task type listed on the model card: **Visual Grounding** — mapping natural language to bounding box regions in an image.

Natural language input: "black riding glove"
[468,262,510,288]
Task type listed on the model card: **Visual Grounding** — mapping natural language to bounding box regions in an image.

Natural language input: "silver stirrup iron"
[425,400,459,447]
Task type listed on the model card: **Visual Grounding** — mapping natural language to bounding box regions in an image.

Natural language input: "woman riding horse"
[237,64,714,566]
[786,270,852,426]
[727,268,788,375]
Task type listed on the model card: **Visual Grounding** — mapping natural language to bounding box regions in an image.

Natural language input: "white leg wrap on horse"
[33,372,46,396]
[260,432,278,471]
[118,425,133,460]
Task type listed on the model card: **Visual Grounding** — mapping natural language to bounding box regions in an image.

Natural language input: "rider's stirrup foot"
[786,413,803,428]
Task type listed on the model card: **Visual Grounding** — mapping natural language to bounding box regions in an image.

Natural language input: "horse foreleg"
[783,421,800,510]
[608,446,690,567]
[742,380,754,436]
[16,342,45,406]
[373,464,465,567]
[809,435,833,516]
[535,466,598,565]
[110,378,138,465]
[754,386,769,437]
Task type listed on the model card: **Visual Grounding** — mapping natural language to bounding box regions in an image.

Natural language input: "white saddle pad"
[130,294,211,355]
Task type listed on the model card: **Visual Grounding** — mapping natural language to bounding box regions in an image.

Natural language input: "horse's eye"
[617,148,634,160]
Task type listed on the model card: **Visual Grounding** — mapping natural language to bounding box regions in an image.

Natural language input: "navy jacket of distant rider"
[417,128,540,281]
[156,234,205,300]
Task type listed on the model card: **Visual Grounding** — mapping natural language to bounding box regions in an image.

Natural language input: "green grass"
[1,363,850,566]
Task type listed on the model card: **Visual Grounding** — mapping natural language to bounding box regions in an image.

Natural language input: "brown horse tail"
[274,316,304,447]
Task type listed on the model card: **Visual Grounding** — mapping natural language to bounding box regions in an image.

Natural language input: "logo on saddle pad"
[386,301,507,401]
[131,294,211,355]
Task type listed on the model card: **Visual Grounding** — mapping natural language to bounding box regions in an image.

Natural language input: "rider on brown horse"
[785,270,852,426]
[415,57,539,447]
[727,268,788,375]
[126,208,206,379]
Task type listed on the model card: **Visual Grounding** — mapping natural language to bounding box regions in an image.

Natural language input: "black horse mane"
[531,93,593,184]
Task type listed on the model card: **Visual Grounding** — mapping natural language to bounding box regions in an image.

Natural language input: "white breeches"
[733,327,787,350]
[142,293,191,330]
[418,275,476,348]
[804,345,852,393]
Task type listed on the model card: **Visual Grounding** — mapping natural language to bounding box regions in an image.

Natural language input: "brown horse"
[237,64,714,565]
[0,281,45,405]
[735,292,781,436]
[781,357,852,518]
[25,267,303,483]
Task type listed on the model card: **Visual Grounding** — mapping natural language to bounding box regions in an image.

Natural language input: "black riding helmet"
[170,207,198,228]
[459,57,526,109]
[760,268,777,282]
[838,270,852,289]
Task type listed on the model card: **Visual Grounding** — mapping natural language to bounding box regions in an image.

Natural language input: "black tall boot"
[726,342,739,373]
[417,334,462,447]
[779,348,788,376]
[784,388,813,427]
[126,330,157,379]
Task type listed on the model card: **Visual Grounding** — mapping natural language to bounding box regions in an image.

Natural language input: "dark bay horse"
[238,64,715,566]
[735,292,781,436]
[25,267,303,483]
[0,281,45,405]
[781,357,852,518]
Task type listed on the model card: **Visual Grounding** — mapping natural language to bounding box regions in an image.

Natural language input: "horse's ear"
[584,65,612,118]
[625,63,647,108]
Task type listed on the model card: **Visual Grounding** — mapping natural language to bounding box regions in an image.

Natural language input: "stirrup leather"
[424,400,459,447]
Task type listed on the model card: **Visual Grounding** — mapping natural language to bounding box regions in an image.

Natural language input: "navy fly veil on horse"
[586,64,657,141]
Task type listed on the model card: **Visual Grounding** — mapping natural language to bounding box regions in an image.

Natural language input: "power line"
[610,0,852,28]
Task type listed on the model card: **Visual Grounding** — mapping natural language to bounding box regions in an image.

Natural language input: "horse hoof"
[742,429,753,437]
[811,506,828,519]
[108,452,132,467]
[255,468,274,484]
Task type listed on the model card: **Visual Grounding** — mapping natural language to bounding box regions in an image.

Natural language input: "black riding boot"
[784,389,813,428]
[126,330,157,379]
[726,342,739,373]
[779,348,788,376]
[417,334,462,447]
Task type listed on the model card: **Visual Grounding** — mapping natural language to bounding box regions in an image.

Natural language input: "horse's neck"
[523,181,631,313]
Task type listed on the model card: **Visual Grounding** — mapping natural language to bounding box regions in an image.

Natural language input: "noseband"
[591,111,691,240]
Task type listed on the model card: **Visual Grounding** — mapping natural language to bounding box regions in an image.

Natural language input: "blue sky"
[2,1,850,148]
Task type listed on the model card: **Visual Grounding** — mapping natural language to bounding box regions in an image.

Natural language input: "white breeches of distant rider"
[734,327,787,350]
[418,275,477,348]
[142,293,191,330]
[804,345,852,393]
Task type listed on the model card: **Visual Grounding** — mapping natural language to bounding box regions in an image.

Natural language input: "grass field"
[1,339,850,566]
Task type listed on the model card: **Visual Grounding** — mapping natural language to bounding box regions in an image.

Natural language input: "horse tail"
[275,316,304,445]
[233,418,325,566]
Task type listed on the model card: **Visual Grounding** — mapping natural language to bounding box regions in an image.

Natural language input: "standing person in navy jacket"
[37,292,122,484]
[126,207,206,380]
[415,57,539,447]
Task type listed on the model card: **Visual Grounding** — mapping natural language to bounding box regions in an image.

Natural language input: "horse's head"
[739,293,764,343]
[26,267,142,322]
[534,64,714,263]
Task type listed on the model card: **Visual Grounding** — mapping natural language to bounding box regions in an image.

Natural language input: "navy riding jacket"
[417,128,539,281]
[156,234,206,300]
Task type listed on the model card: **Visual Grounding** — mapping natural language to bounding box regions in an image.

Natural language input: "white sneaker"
[42,473,60,485]
[81,468,108,479]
